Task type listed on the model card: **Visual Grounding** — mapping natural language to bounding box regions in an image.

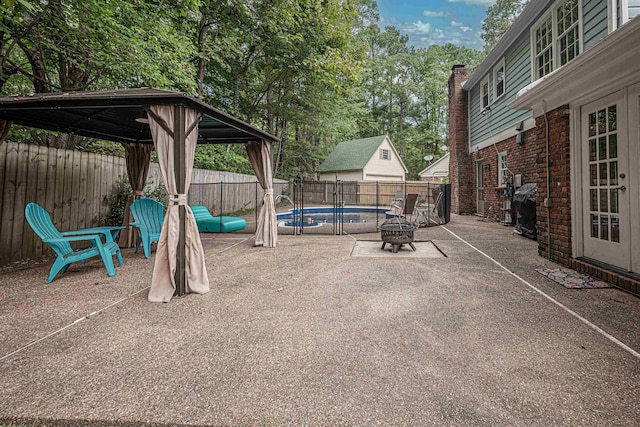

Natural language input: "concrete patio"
[0,214,638,426]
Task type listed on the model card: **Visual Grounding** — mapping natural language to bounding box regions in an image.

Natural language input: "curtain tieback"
[133,190,144,200]
[264,189,274,197]
[169,194,188,206]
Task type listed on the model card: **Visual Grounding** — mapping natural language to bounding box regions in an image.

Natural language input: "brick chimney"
[448,65,474,214]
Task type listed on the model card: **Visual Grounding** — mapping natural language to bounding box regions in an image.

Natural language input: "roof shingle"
[319,135,387,172]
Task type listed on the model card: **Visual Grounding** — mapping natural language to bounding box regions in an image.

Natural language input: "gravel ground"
[0,214,638,426]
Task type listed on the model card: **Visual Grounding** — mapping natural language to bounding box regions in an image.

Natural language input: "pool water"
[277,207,388,227]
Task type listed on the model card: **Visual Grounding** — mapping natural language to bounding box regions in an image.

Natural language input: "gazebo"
[0,88,280,302]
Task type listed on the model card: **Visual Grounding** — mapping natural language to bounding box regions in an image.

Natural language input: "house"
[418,153,449,183]
[448,0,640,296]
[318,135,407,181]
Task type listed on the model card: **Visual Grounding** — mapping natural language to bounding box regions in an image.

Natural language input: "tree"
[480,0,529,52]
[1,0,198,147]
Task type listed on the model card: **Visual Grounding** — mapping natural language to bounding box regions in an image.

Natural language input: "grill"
[380,220,417,253]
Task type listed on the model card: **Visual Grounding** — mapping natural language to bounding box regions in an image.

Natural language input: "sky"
[375,0,495,51]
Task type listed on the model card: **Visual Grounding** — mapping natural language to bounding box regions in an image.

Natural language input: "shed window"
[380,148,391,160]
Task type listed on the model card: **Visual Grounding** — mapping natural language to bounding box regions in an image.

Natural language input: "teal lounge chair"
[129,198,164,259]
[25,203,124,284]
[191,206,247,233]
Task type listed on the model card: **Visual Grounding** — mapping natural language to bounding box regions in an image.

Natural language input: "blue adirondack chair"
[129,198,164,259]
[25,203,124,284]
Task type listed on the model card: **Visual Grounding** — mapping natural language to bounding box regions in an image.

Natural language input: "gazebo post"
[174,104,187,296]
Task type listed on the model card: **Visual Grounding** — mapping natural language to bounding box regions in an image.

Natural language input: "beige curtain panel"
[146,105,210,302]
[246,140,278,248]
[119,143,154,248]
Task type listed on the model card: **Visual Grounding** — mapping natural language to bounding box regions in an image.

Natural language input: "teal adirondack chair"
[25,203,124,284]
[129,198,164,259]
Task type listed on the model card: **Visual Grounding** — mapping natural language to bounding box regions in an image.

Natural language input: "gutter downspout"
[542,100,551,261]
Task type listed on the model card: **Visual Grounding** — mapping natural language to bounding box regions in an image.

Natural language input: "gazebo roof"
[0,88,279,145]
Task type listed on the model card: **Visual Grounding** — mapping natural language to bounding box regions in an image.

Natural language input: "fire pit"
[380,219,417,253]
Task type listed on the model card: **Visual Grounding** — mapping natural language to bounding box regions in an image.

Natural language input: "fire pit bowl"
[380,219,417,253]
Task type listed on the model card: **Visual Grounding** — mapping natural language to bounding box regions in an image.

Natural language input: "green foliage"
[194,145,253,175]
[100,175,132,226]
[481,0,529,52]
[0,0,488,181]
[75,140,125,157]
[100,176,168,226]
[146,181,168,205]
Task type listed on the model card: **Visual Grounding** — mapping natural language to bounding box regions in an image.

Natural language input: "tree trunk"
[196,22,210,96]
[25,46,49,93]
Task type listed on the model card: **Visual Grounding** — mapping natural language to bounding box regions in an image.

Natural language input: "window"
[380,148,391,160]
[481,75,490,110]
[498,152,508,187]
[610,0,638,30]
[531,0,582,81]
[493,58,506,101]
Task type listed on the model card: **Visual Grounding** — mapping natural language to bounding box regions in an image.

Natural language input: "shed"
[418,153,449,183]
[318,135,407,181]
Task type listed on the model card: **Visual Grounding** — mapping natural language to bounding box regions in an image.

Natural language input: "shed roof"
[0,88,279,145]
[318,135,388,172]
[418,152,449,177]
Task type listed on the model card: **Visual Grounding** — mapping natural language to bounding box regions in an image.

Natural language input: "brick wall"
[471,128,541,222]
[448,65,474,214]
[534,106,572,264]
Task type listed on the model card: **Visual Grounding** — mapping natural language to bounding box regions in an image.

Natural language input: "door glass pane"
[590,164,598,186]
[599,189,608,212]
[589,113,596,136]
[599,163,608,186]
[609,161,618,186]
[610,189,619,214]
[591,214,599,238]
[609,134,617,158]
[585,103,621,245]
[590,189,598,211]
[600,215,609,240]
[611,216,620,243]
[598,109,606,134]
[598,136,607,160]
[608,105,617,132]
[589,139,597,161]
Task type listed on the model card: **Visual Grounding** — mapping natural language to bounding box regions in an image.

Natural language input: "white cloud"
[404,20,432,33]
[381,15,484,50]
[423,10,445,17]
[448,0,495,5]
[449,21,473,32]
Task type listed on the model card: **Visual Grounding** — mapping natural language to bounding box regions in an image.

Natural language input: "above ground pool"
[277,206,389,227]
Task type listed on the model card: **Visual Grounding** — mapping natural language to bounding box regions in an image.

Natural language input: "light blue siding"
[469,35,532,148]
[584,0,609,50]
[468,0,613,148]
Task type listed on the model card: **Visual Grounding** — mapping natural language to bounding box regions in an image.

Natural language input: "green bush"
[100,176,168,226]
[100,175,132,226]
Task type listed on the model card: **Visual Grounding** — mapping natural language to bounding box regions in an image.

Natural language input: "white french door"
[627,84,640,274]
[580,91,634,271]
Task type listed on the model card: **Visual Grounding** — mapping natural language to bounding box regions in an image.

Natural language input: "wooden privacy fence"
[0,142,287,266]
